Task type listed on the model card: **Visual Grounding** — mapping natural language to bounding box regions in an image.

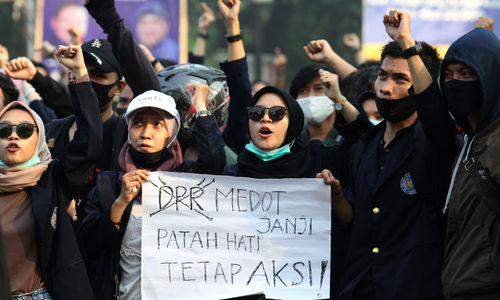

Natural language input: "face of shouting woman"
[248,93,289,151]
[0,108,38,166]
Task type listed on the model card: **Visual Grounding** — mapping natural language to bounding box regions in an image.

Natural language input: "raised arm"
[85,0,161,95]
[319,69,360,123]
[54,45,102,197]
[271,47,287,89]
[186,83,226,174]
[218,0,245,62]
[191,2,216,63]
[383,10,432,93]
[343,33,365,66]
[304,39,357,80]
[383,9,457,145]
[4,57,73,118]
[218,0,252,154]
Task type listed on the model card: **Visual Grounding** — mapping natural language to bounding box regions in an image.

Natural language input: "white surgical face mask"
[296,96,334,125]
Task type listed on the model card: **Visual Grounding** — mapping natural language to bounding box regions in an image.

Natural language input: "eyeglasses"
[247,106,288,122]
[0,123,38,139]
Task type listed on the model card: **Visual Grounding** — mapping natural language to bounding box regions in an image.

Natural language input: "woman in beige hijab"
[0,45,101,299]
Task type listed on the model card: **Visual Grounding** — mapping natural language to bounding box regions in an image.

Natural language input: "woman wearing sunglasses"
[219,0,363,182]
[0,45,99,299]
[225,86,315,178]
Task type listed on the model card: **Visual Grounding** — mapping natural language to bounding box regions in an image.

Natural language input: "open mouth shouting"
[7,142,19,152]
[258,126,273,138]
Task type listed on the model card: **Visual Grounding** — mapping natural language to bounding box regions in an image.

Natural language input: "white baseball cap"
[124,90,180,129]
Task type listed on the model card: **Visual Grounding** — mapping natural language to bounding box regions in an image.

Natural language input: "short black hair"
[0,73,19,105]
[340,61,379,104]
[381,41,441,77]
[289,65,321,99]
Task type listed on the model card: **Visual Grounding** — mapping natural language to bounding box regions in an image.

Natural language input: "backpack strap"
[464,156,500,217]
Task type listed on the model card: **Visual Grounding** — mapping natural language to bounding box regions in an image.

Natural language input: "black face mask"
[375,96,416,123]
[129,146,170,169]
[91,79,120,108]
[443,79,482,120]
[115,107,127,116]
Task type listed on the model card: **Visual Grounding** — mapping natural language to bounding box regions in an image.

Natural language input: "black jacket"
[80,115,225,300]
[44,12,162,231]
[337,116,453,299]
[30,81,102,299]
[413,28,500,299]
[0,223,9,300]
[28,71,73,118]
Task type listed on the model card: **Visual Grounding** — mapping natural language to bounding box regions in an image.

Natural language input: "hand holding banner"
[141,172,331,300]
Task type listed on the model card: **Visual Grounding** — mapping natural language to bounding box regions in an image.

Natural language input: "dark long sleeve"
[28,71,73,117]
[29,100,57,124]
[410,82,458,148]
[0,223,9,300]
[85,2,161,95]
[80,172,125,259]
[56,81,103,199]
[188,52,204,65]
[188,115,226,175]
[107,21,161,94]
[220,57,252,154]
[334,107,373,145]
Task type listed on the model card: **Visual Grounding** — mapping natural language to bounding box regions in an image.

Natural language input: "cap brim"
[83,52,116,73]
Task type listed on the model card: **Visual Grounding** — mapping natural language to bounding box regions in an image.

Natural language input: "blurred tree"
[187,0,362,89]
[0,1,26,59]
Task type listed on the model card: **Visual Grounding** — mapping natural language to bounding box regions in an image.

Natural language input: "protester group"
[0,0,498,299]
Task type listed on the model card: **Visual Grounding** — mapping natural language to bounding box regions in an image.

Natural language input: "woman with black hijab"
[226,86,314,178]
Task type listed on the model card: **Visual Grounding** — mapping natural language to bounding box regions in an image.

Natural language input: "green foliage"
[187,0,362,88]
[0,3,25,58]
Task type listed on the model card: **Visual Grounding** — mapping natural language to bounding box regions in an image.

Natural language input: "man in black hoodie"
[386,9,500,299]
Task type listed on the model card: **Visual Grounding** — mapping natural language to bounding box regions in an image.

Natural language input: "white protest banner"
[141,171,331,300]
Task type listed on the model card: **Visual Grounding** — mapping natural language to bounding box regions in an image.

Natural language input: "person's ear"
[114,80,126,95]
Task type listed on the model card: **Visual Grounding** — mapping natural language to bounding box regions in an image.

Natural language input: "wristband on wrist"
[151,59,159,67]
[197,31,209,39]
[195,110,211,118]
[225,33,243,43]
[402,41,423,59]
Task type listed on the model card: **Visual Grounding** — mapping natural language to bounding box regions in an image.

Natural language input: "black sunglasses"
[247,106,288,122]
[0,122,38,139]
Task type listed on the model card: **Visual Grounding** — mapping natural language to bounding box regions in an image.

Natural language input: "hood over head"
[440,28,500,134]
[0,101,51,164]
[251,86,304,147]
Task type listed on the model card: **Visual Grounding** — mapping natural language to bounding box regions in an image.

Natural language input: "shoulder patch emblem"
[50,207,58,229]
[400,172,417,195]
[47,138,55,148]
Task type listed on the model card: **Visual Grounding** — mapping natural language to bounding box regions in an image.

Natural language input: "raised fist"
[5,57,37,81]
[304,40,335,64]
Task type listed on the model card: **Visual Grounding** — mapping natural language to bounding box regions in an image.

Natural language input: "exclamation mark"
[320,260,328,289]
